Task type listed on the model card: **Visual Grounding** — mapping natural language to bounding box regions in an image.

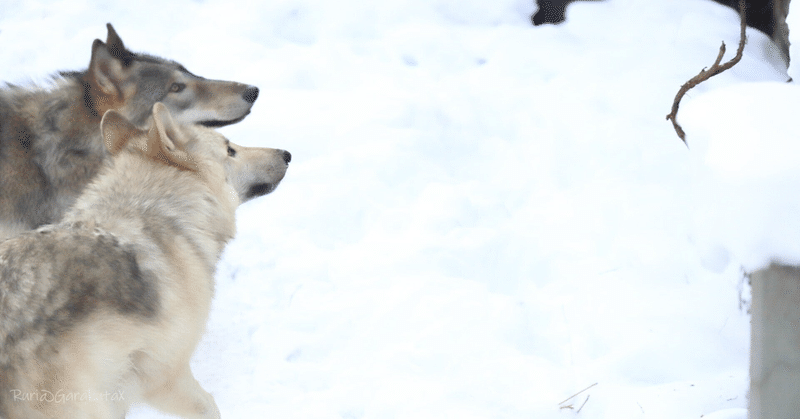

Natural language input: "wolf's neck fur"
[62,150,236,275]
[0,78,105,233]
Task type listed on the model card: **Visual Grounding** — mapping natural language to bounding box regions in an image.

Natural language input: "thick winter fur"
[0,23,260,240]
[0,103,290,419]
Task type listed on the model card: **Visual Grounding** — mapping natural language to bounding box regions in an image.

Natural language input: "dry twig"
[576,395,590,413]
[666,0,747,146]
[558,382,598,406]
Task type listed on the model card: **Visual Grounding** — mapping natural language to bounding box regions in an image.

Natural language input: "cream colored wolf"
[0,103,290,419]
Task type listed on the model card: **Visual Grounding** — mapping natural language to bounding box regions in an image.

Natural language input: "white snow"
[2,0,798,417]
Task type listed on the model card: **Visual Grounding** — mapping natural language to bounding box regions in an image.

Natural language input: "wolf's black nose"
[242,86,259,104]
[282,150,292,164]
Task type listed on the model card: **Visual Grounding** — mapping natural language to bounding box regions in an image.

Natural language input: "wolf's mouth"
[198,111,250,128]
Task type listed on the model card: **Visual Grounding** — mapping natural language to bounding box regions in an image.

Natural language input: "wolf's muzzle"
[242,86,259,104]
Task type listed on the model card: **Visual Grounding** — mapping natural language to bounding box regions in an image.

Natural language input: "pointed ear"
[105,23,133,66]
[88,39,126,97]
[152,102,182,145]
[106,23,123,48]
[100,110,142,155]
[146,103,199,172]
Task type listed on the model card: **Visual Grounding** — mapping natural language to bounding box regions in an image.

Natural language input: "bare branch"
[666,0,747,146]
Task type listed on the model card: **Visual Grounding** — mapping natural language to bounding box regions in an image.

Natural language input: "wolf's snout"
[281,150,292,164]
[242,86,259,104]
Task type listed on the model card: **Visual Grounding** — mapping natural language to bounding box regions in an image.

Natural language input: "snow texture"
[1,0,797,417]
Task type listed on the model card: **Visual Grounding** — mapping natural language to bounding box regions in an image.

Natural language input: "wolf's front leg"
[143,363,220,419]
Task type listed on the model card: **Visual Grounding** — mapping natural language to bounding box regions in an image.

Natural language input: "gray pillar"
[750,263,800,418]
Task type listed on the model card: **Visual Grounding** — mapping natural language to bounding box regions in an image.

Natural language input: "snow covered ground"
[1,0,797,417]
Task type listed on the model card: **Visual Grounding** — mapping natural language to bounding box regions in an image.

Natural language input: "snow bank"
[1,0,796,417]
[684,82,800,272]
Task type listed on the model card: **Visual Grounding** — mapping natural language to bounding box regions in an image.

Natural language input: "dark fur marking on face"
[134,54,200,78]
[246,183,274,199]
[138,67,171,80]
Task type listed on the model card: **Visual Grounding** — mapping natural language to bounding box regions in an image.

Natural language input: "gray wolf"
[0,103,290,419]
[0,23,260,240]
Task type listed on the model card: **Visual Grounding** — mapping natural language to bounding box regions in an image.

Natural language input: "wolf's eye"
[227,146,236,157]
[169,83,186,93]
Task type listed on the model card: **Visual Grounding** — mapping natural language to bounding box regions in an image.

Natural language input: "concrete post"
[750,263,800,418]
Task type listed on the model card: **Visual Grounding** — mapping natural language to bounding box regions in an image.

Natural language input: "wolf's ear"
[104,23,133,66]
[146,103,198,172]
[88,39,126,98]
[101,110,142,155]
[151,102,184,146]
